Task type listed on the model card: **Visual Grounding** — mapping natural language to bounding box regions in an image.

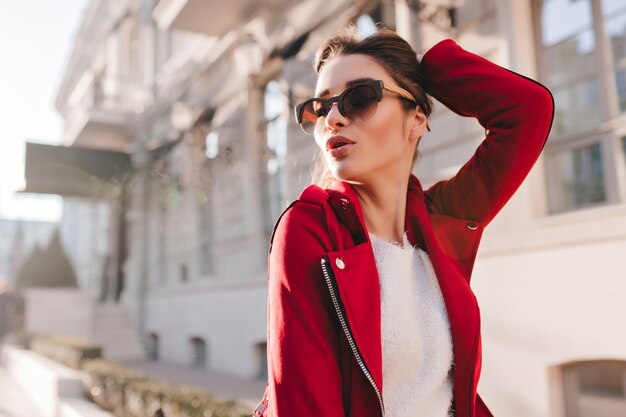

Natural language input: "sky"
[0,0,89,223]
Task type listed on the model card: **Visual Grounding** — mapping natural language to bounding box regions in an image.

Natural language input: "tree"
[14,229,78,290]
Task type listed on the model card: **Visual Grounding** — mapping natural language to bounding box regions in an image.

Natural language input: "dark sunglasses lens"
[299,100,326,134]
[343,85,379,121]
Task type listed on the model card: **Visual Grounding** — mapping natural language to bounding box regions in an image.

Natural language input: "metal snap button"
[335,258,345,269]
[466,222,478,231]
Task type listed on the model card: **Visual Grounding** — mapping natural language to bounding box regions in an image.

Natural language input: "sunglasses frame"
[295,79,417,135]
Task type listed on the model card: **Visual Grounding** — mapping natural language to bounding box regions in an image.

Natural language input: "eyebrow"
[316,77,374,98]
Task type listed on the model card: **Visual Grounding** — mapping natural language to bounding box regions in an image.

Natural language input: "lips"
[325,136,355,159]
[326,136,355,150]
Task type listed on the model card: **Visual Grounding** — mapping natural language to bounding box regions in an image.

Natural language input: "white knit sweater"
[370,232,455,417]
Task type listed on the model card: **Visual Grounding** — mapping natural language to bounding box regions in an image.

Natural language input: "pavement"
[0,365,39,417]
[119,360,267,409]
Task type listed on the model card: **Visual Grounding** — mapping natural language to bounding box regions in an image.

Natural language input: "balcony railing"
[63,72,154,147]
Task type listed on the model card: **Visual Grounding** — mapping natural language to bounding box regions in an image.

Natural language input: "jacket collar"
[327,174,426,248]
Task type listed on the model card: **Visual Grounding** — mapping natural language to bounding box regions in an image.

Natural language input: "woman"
[253,27,554,417]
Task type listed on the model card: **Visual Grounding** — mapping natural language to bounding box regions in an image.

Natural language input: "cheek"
[313,134,325,151]
[362,105,407,145]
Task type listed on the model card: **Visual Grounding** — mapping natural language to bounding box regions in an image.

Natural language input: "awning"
[21,142,132,199]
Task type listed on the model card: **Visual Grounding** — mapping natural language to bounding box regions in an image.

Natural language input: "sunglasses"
[295,79,418,135]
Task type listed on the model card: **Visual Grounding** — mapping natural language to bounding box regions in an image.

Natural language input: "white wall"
[23,288,94,340]
[473,238,626,417]
[146,277,267,379]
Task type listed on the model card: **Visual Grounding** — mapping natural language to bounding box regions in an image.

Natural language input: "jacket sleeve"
[266,201,345,416]
[420,39,555,226]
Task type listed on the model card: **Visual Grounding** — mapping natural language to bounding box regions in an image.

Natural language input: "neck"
[353,173,410,244]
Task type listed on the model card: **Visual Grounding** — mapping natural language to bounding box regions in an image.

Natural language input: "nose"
[324,102,350,132]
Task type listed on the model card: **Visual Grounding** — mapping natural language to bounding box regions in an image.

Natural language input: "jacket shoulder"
[298,184,331,205]
[268,185,330,254]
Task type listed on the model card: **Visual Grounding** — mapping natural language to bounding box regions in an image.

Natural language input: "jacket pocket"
[429,214,483,281]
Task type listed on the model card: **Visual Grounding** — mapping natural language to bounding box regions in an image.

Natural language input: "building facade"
[45,0,626,416]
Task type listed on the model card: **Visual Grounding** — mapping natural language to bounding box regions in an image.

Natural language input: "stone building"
[22,0,626,416]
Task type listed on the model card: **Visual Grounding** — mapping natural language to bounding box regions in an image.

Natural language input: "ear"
[407,107,429,143]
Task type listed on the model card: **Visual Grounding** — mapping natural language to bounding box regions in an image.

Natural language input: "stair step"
[92,305,146,361]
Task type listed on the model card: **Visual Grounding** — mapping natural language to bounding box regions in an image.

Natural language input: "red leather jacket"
[254,38,554,417]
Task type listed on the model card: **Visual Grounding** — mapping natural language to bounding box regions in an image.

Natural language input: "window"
[151,179,167,285]
[557,360,626,417]
[603,1,626,112]
[262,80,288,237]
[357,14,378,37]
[205,131,219,159]
[255,342,268,380]
[547,142,607,212]
[354,3,396,33]
[190,337,207,368]
[154,28,172,72]
[147,332,159,361]
[198,198,213,276]
[535,0,626,213]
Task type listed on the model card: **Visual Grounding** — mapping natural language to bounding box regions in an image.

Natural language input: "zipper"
[320,257,385,417]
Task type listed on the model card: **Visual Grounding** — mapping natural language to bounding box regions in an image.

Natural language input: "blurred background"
[1,0,625,416]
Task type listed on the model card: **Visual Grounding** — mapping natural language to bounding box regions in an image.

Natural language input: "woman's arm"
[266,201,345,416]
[420,39,555,225]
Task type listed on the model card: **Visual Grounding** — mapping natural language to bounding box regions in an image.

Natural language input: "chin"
[329,165,364,184]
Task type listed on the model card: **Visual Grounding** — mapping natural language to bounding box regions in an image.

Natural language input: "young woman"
[253,27,554,417]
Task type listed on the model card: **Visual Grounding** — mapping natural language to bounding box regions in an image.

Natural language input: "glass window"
[603,5,626,114]
[553,77,603,135]
[616,68,626,112]
[190,337,207,368]
[561,360,626,417]
[549,143,607,212]
[605,12,626,62]
[601,0,626,17]
[622,137,626,183]
[354,3,395,33]
[262,81,288,236]
[155,29,172,73]
[256,342,268,380]
[205,131,219,159]
[357,14,377,37]
[535,0,626,213]
[539,1,599,135]
[147,333,159,361]
[544,29,596,86]
[541,0,593,46]
[156,184,167,284]
[199,199,213,276]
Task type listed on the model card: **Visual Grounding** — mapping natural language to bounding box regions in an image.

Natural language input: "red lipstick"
[325,136,355,158]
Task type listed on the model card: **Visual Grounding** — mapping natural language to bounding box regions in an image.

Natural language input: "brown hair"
[310,25,433,188]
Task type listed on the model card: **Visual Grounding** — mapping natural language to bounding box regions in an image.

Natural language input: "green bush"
[22,334,251,416]
[82,359,251,417]
[30,335,102,369]
[124,379,251,417]
[83,359,149,416]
